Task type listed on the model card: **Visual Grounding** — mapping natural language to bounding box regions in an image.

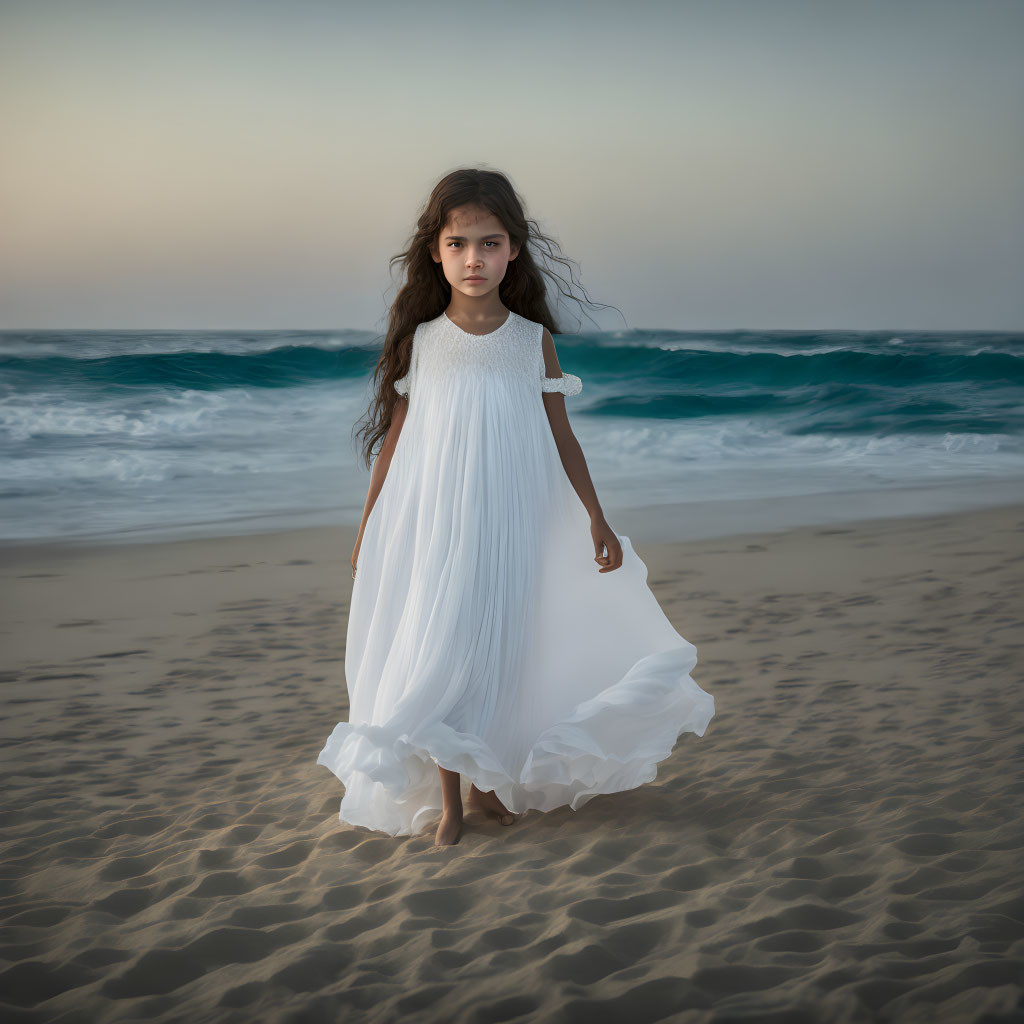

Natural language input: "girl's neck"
[444,302,510,330]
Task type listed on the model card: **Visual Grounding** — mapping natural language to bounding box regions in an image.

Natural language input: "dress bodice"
[393,311,582,398]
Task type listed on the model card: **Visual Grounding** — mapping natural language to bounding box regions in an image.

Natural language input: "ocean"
[1,327,1022,546]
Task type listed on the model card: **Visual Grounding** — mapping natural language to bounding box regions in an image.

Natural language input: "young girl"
[317,168,715,846]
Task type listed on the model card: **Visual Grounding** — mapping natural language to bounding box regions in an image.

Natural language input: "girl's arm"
[540,328,623,572]
[352,395,408,574]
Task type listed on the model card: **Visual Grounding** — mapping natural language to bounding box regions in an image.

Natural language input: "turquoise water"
[1,327,1022,543]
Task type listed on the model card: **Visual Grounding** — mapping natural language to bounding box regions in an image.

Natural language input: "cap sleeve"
[535,322,582,396]
[393,327,419,397]
[540,372,582,397]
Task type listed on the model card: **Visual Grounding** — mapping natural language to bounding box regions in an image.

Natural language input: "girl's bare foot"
[434,810,462,846]
[467,783,517,826]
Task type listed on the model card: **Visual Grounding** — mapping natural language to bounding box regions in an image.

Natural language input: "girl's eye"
[447,241,499,248]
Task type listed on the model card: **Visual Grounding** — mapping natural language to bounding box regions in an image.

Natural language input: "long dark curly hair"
[352,167,618,469]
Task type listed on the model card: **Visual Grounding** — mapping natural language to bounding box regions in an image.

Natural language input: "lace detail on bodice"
[541,373,582,396]
[396,311,583,398]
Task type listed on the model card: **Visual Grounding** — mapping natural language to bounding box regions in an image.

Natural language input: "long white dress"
[316,310,715,836]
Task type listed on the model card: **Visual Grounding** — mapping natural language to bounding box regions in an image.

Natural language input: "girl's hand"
[351,539,361,579]
[591,516,623,572]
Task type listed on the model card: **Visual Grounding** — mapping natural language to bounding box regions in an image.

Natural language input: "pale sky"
[1,0,1021,331]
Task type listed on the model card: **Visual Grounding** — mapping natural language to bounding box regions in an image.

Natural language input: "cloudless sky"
[1,0,1021,331]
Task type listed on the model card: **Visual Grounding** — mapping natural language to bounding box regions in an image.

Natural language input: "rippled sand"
[1,504,1022,1022]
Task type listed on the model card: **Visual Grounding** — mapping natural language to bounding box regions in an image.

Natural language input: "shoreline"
[2,472,1023,558]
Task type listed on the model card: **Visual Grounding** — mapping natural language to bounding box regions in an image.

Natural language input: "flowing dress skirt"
[317,355,715,837]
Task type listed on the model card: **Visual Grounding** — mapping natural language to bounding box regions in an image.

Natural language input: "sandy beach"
[2,502,1023,1023]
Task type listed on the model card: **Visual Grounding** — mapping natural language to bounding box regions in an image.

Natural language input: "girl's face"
[433,205,520,301]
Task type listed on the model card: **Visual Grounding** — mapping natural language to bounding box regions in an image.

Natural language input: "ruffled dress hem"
[316,643,714,838]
